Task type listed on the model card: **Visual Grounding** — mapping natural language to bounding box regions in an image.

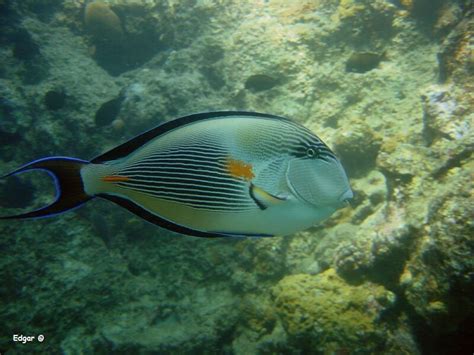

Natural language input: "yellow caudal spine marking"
[101,175,130,182]
[226,157,254,181]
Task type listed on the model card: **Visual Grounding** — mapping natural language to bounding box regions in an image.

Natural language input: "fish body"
[345,51,387,73]
[1,112,353,238]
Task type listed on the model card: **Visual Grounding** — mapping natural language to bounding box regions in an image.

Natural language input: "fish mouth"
[338,188,353,205]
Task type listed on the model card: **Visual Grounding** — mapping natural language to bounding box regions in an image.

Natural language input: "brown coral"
[84,2,123,43]
[272,269,396,353]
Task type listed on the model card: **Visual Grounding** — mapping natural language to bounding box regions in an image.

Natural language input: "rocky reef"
[0,0,472,353]
[272,269,398,353]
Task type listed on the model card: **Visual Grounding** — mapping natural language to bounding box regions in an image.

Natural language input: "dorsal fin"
[91,111,290,163]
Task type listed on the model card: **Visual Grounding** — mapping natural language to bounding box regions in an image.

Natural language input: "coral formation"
[422,85,470,144]
[333,118,382,177]
[82,1,168,75]
[402,164,473,333]
[0,0,472,353]
[272,269,395,353]
[84,2,123,43]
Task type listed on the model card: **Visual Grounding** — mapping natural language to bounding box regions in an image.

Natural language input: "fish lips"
[338,188,354,208]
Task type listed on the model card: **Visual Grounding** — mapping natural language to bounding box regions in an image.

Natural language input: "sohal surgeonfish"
[0,112,353,238]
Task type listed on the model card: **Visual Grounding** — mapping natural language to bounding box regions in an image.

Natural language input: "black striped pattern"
[91,111,292,163]
[255,119,338,162]
[99,113,338,214]
[115,145,255,212]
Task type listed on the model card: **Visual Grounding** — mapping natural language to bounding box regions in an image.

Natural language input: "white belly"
[207,197,336,236]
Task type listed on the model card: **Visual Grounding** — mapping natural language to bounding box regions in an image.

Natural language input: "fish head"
[286,148,352,209]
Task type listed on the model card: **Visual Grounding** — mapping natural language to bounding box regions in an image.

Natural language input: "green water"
[0,0,472,354]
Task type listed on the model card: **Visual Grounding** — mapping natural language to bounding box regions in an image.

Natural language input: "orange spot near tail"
[101,175,130,182]
[226,158,254,181]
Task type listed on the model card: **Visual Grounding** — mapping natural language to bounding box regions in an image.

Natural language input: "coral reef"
[402,161,474,334]
[84,2,123,42]
[0,0,472,353]
[333,118,382,177]
[272,269,396,353]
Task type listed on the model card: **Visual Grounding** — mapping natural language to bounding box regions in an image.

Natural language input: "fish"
[0,111,353,238]
[345,51,387,73]
[245,74,279,92]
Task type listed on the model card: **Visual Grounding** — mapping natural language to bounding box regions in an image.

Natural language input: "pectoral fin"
[249,184,286,210]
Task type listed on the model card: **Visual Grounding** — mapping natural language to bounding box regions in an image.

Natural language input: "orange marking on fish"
[101,175,130,182]
[226,158,254,181]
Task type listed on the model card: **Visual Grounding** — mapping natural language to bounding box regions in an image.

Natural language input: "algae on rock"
[272,269,396,353]
[0,0,473,353]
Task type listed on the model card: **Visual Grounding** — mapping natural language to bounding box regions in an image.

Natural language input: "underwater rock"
[12,29,40,61]
[0,98,19,135]
[97,287,240,353]
[312,223,360,271]
[332,0,396,46]
[202,43,225,64]
[272,269,396,353]
[377,142,433,182]
[333,119,382,177]
[437,12,474,84]
[430,142,474,179]
[238,296,277,339]
[8,28,49,84]
[1,1,472,353]
[244,74,279,92]
[232,239,289,281]
[433,2,463,36]
[401,165,474,350]
[230,269,259,294]
[345,51,387,73]
[0,80,29,136]
[421,85,469,145]
[44,89,66,111]
[398,0,445,24]
[348,170,387,224]
[334,211,416,288]
[83,2,167,76]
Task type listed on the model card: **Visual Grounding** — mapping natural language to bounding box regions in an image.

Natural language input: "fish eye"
[306,147,317,158]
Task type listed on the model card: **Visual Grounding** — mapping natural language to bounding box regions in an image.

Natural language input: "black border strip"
[98,193,273,238]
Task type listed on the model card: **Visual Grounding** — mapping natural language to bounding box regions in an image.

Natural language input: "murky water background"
[0,1,472,353]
